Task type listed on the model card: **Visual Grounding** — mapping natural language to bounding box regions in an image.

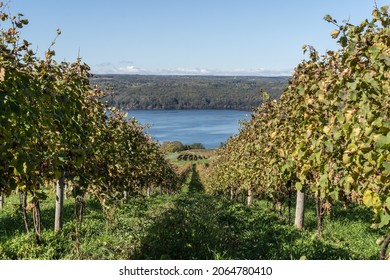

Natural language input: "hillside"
[90,75,289,110]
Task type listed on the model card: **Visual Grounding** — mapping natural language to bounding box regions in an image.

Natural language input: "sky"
[5,0,389,76]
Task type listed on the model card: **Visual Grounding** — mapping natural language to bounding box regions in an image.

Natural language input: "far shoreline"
[92,74,288,111]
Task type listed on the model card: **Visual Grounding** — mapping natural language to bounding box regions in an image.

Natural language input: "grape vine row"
[0,3,184,244]
[203,5,390,259]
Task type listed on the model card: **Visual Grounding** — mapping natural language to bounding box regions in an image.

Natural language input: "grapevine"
[205,5,389,258]
[0,2,182,245]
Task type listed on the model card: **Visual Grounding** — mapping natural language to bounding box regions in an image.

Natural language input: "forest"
[91,74,289,110]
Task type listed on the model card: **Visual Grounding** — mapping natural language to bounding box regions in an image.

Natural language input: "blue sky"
[7,0,389,76]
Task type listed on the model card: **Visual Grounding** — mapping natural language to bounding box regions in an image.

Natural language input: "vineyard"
[1,3,390,259]
[0,2,186,250]
[202,5,390,259]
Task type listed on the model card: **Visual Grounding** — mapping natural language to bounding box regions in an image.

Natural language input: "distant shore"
[91,74,289,111]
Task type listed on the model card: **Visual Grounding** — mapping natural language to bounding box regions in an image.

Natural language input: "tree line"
[91,75,289,111]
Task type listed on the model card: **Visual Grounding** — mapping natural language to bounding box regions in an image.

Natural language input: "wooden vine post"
[294,188,305,230]
[54,173,65,231]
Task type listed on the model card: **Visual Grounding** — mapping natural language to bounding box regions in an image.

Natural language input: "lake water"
[127,110,250,149]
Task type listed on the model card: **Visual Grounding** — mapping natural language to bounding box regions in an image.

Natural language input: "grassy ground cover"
[0,166,382,259]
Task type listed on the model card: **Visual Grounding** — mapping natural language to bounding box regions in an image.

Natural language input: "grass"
[0,168,383,259]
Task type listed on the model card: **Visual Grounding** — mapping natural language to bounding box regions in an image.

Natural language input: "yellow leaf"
[364,126,373,137]
[363,190,373,206]
[352,127,361,140]
[318,92,325,103]
[345,111,354,122]
[323,126,331,135]
[331,29,340,39]
[343,154,351,164]
[0,67,4,81]
[376,236,385,245]
[363,190,380,208]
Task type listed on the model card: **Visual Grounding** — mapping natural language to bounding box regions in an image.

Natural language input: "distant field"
[166,149,216,167]
[91,75,289,110]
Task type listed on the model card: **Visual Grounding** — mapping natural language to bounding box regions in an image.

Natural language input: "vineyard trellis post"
[54,173,65,231]
[0,192,3,209]
[294,187,305,230]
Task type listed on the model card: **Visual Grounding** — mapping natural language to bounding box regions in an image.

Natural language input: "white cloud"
[91,62,293,76]
[157,68,211,75]
[156,67,293,76]
[92,62,146,74]
[118,65,143,74]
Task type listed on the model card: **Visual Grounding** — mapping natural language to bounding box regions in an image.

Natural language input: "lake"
[127,110,250,149]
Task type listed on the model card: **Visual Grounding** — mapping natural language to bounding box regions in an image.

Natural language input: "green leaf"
[339,36,347,47]
[363,164,373,175]
[368,45,380,58]
[23,162,27,174]
[54,171,62,179]
[58,156,66,163]
[323,14,333,22]
[33,190,48,201]
[295,182,303,191]
[74,157,83,168]
[375,132,390,149]
[380,5,389,14]
[383,162,390,174]
[297,85,305,96]
[13,167,21,176]
[325,140,333,153]
[334,130,342,141]
[261,91,270,101]
[378,211,390,228]
[343,154,352,164]
[386,197,390,210]
[319,173,328,188]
